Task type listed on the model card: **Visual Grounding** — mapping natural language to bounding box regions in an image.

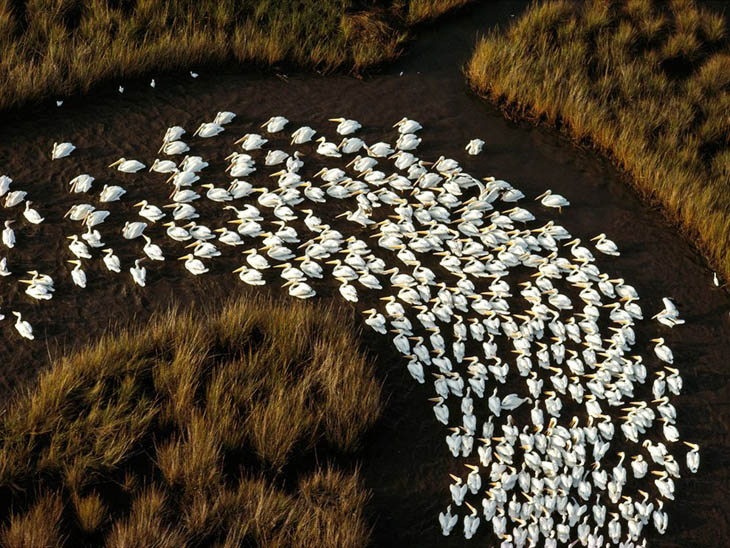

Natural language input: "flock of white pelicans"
[2,110,701,547]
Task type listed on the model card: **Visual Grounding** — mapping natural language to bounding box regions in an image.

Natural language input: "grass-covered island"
[0,298,380,546]
[467,0,730,278]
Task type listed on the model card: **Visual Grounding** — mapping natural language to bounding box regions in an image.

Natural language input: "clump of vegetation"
[467,0,730,278]
[0,0,473,113]
[406,0,473,25]
[0,297,380,547]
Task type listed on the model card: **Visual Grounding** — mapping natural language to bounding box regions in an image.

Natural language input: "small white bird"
[465,138,485,155]
[651,337,674,364]
[213,111,236,125]
[142,235,165,261]
[99,184,127,202]
[261,116,289,133]
[122,221,147,239]
[68,260,87,288]
[102,248,121,273]
[2,221,15,248]
[4,190,27,208]
[118,85,124,93]
[129,259,147,287]
[291,126,316,144]
[135,200,165,222]
[150,79,156,88]
[536,189,570,211]
[190,71,199,78]
[329,117,361,135]
[109,158,145,173]
[23,201,44,224]
[179,254,208,275]
[12,311,34,340]
[51,142,75,159]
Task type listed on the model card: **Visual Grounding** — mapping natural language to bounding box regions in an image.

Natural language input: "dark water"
[0,1,727,546]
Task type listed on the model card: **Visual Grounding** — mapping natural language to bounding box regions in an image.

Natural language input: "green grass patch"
[0,296,380,547]
[466,0,730,278]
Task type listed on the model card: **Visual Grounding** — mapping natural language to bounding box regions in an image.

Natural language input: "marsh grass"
[467,0,730,278]
[0,296,380,546]
[0,0,474,113]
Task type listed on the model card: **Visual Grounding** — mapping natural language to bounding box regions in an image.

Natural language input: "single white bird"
[329,117,361,135]
[51,142,75,159]
[102,248,121,272]
[12,311,34,340]
[109,158,145,173]
[465,138,485,155]
[129,259,147,286]
[23,201,44,224]
[122,221,147,239]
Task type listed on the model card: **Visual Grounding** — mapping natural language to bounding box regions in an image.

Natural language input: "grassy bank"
[0,297,381,547]
[0,0,471,113]
[467,0,730,278]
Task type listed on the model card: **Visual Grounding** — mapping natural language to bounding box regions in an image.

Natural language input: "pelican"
[283,280,316,299]
[23,201,44,224]
[536,189,570,211]
[129,259,147,286]
[84,209,110,228]
[108,158,145,173]
[315,137,342,157]
[4,190,26,207]
[393,118,422,134]
[142,235,165,261]
[122,221,147,239]
[235,133,268,151]
[591,233,620,255]
[162,126,185,143]
[67,260,87,288]
[291,126,316,144]
[179,254,209,275]
[102,248,121,272]
[135,200,165,222]
[329,117,361,135]
[193,122,224,138]
[213,111,236,125]
[261,116,289,133]
[160,140,189,155]
[69,174,95,193]
[99,184,126,202]
[365,142,395,158]
[233,265,264,285]
[651,337,674,364]
[51,142,75,159]
[465,139,485,155]
[12,311,34,340]
[201,184,232,202]
[163,222,191,242]
[2,221,14,248]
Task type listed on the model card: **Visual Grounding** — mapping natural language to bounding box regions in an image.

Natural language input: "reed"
[0,296,380,546]
[466,0,730,279]
[0,0,474,114]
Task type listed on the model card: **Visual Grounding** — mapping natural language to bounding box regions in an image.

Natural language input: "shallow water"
[0,1,728,546]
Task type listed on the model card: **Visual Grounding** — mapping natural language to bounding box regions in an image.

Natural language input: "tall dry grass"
[0,296,380,547]
[467,0,730,279]
[0,0,477,114]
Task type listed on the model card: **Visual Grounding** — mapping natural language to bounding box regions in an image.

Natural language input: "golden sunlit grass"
[0,0,474,113]
[0,297,380,546]
[467,0,730,278]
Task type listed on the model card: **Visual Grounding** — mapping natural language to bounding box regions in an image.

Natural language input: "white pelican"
[683,442,699,473]
[12,311,34,340]
[393,118,422,134]
[651,337,674,364]
[135,200,165,222]
[337,277,358,302]
[315,137,341,157]
[84,209,110,228]
[396,133,421,151]
[193,122,224,138]
[591,233,620,255]
[160,140,189,155]
[142,235,165,261]
[213,111,236,125]
[243,249,270,270]
[4,190,26,207]
[129,259,147,286]
[365,142,395,158]
[291,126,316,144]
[283,280,316,299]
[122,221,147,239]
[261,116,289,133]
[536,189,570,211]
[465,139,485,155]
[102,248,121,272]
[2,221,14,248]
[69,174,95,193]
[179,254,208,275]
[235,133,268,151]
[329,117,361,135]
[233,265,264,285]
[99,184,126,202]
[109,158,145,173]
[163,222,191,242]
[162,126,185,143]
[201,184,232,202]
[68,260,87,288]
[23,201,44,224]
[51,142,75,159]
